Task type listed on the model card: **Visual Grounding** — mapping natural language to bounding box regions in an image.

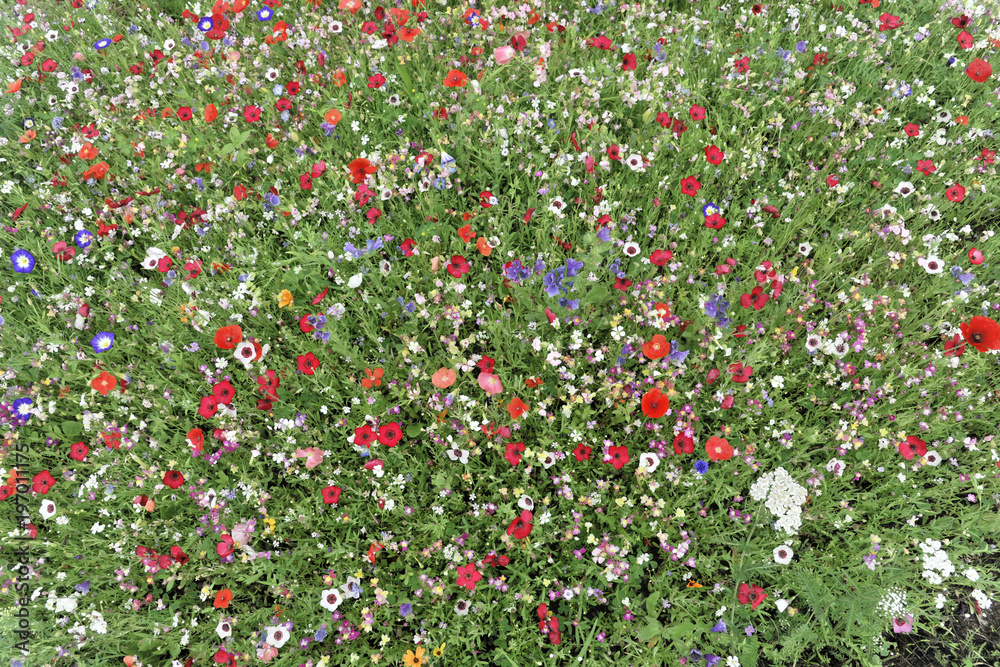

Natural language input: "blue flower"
[90,332,115,353]
[703,202,720,216]
[75,581,90,594]
[11,249,36,273]
[257,6,273,20]
[710,620,727,633]
[12,398,32,421]
[705,655,721,667]
[796,41,807,53]
[94,38,112,50]
[653,43,666,62]
[596,227,611,242]
[669,342,689,363]
[694,460,709,475]
[198,17,214,31]
[313,625,327,642]
[951,266,974,286]
[22,118,35,130]
[74,229,94,248]
[559,297,580,310]
[400,603,413,617]
[565,258,584,277]
[542,271,563,297]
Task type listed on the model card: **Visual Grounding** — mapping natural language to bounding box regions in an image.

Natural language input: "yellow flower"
[433,644,446,658]
[402,647,426,667]
[278,289,294,308]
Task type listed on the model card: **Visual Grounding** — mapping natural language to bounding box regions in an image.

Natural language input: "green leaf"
[406,424,423,438]
[645,591,661,617]
[638,619,662,642]
[62,421,83,437]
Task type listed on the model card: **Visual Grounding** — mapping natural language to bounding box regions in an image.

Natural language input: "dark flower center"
[972,332,983,343]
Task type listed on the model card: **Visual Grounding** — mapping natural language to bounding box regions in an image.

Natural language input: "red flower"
[957,30,974,49]
[705,436,733,461]
[300,174,313,190]
[400,238,417,257]
[944,334,966,357]
[348,157,377,184]
[242,105,261,122]
[705,213,726,230]
[729,362,753,383]
[300,314,316,333]
[456,562,482,591]
[898,436,927,461]
[903,123,920,138]
[740,286,770,310]
[321,485,342,504]
[507,397,529,420]
[642,335,670,360]
[673,433,694,455]
[354,424,377,448]
[171,546,189,565]
[945,183,965,202]
[446,255,470,278]
[622,53,637,71]
[738,583,767,610]
[879,13,902,31]
[504,441,525,466]
[198,396,219,419]
[176,106,193,121]
[704,145,724,165]
[607,145,621,161]
[377,422,402,447]
[297,353,320,375]
[32,471,56,495]
[690,104,706,121]
[812,52,829,67]
[217,534,235,558]
[573,442,591,461]
[214,324,243,350]
[613,276,633,292]
[212,380,235,405]
[442,69,468,88]
[163,470,185,489]
[368,73,386,88]
[966,58,992,83]
[680,175,701,197]
[650,249,672,266]
[586,36,612,49]
[734,56,750,74]
[969,248,985,265]
[607,445,630,470]
[70,442,89,462]
[960,316,1000,352]
[826,175,839,188]
[951,14,970,28]
[916,159,936,175]
[507,510,534,539]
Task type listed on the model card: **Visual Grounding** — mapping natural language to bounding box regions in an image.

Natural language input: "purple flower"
[745,624,756,636]
[400,603,413,617]
[710,620,727,633]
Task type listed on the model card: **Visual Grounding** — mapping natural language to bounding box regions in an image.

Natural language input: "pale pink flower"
[478,372,503,395]
[257,643,278,662]
[494,45,515,65]
[295,446,325,469]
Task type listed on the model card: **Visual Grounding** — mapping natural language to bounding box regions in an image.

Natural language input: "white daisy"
[264,625,290,648]
[773,545,794,565]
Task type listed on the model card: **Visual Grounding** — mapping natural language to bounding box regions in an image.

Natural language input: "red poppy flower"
[504,441,525,466]
[32,471,56,495]
[642,335,670,360]
[507,510,534,539]
[705,436,733,461]
[622,53,637,71]
[680,176,701,197]
[586,36,612,49]
[960,316,1000,352]
[704,145,724,165]
[242,105,261,122]
[171,546,189,565]
[734,56,750,74]
[163,470,185,489]
[738,583,767,610]
[650,249,672,266]
[904,123,920,138]
[966,58,992,83]
[916,159,936,175]
[91,371,117,396]
[690,104,706,121]
[348,157,377,184]
[952,14,970,28]
[729,362,753,383]
[198,396,219,419]
[969,248,984,265]
[400,238,417,257]
[613,276,633,292]
[740,286,770,310]
[673,433,694,455]
[212,380,235,405]
[879,13,902,31]
[606,445,630,470]
[607,145,621,160]
[446,255,470,278]
[641,388,669,419]
[943,334,966,357]
[573,442,591,461]
[368,73,386,88]
[321,485,342,504]
[957,30,974,49]
[300,314,316,333]
[443,69,469,87]
[70,441,89,462]
[176,106,193,121]
[507,397,529,420]
[946,183,965,202]
[214,589,233,609]
[705,213,726,230]
[297,353,320,375]
[377,422,402,447]
[214,324,243,350]
[354,424,377,448]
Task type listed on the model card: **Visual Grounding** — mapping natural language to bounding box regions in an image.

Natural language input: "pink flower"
[478,372,503,395]
[295,447,325,469]
[494,45,515,64]
[456,562,482,591]
[892,615,913,634]
[257,643,279,661]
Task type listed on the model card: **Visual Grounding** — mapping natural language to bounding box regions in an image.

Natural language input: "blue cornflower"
[777,48,791,61]
[74,229,94,248]
[198,17,214,31]
[90,332,115,353]
[694,460,709,475]
[703,202,720,216]
[12,398,32,421]
[94,38,112,50]
[257,6,273,20]
[534,257,546,274]
[11,249,36,273]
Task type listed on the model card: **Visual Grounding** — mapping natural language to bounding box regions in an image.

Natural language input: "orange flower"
[19,129,36,144]
[705,436,734,461]
[457,224,475,243]
[278,289,294,308]
[91,371,117,396]
[204,103,218,122]
[361,367,384,388]
[78,143,99,160]
[507,397,529,420]
[432,367,456,389]
[476,237,493,256]
[214,588,234,609]
[5,78,23,94]
[443,69,469,88]
[653,302,671,320]
[642,334,670,360]
[955,115,969,126]
[348,157,377,184]
[161,107,173,118]
[641,387,669,419]
[83,162,109,180]
[332,69,347,87]
[339,0,362,14]
[324,108,343,125]
[214,324,243,350]
[389,7,411,25]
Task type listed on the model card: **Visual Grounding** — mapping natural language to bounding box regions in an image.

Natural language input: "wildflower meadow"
[2,0,1000,665]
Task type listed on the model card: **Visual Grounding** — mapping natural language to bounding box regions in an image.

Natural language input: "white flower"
[726,657,741,667]
[798,242,813,257]
[40,500,57,520]
[917,255,944,274]
[162,39,176,52]
[823,337,849,357]
[265,625,290,648]
[773,545,794,564]
[923,450,941,466]
[446,447,469,464]
[91,522,106,534]
[347,273,363,289]
[518,495,534,511]
[638,453,660,473]
[894,181,915,197]
[265,68,280,81]
[622,241,641,257]
[234,341,257,369]
[330,20,343,33]
[935,593,947,609]
[936,110,952,123]
[320,588,343,612]
[625,153,645,171]
[804,334,823,353]
[541,452,556,469]
[548,197,567,217]
[89,611,108,634]
[379,260,391,276]
[55,596,78,613]
[964,568,980,583]
[454,599,470,615]
[770,376,785,389]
